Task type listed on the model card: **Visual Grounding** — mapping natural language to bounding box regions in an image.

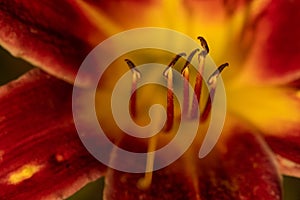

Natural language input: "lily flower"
[0,0,299,199]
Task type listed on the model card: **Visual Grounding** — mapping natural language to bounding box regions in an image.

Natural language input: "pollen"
[55,153,65,162]
[8,164,43,185]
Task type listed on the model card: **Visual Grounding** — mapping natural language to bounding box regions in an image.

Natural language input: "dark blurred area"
[0,46,33,85]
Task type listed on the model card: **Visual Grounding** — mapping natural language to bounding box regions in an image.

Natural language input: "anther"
[197,36,209,54]
[125,59,141,118]
[169,52,187,67]
[181,49,199,73]
[125,58,135,69]
[207,63,229,85]
[163,52,186,77]
[125,59,142,79]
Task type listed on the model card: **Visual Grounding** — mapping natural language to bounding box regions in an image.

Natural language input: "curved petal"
[0,0,103,85]
[265,135,300,178]
[103,118,282,199]
[275,155,300,178]
[0,0,159,86]
[0,69,106,199]
[240,0,300,84]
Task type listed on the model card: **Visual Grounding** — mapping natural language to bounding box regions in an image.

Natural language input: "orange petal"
[0,69,105,199]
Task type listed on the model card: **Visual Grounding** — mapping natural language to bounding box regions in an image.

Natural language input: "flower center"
[94,36,228,190]
[122,37,228,189]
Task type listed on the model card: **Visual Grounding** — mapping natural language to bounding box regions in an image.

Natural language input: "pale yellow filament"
[137,136,157,190]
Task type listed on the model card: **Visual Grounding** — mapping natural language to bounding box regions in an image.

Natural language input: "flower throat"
[122,37,228,189]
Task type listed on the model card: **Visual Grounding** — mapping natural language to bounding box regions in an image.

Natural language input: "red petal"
[262,0,300,81]
[196,122,282,199]
[0,0,158,85]
[242,0,300,84]
[0,0,103,85]
[103,119,282,199]
[0,70,105,199]
[211,127,281,199]
[275,155,300,178]
[228,82,300,178]
[265,134,300,178]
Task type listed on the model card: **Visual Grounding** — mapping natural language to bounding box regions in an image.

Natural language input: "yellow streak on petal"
[162,0,187,32]
[74,0,122,40]
[228,84,300,136]
[8,164,43,185]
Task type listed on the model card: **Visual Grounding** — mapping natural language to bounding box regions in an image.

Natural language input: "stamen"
[125,59,141,118]
[164,53,186,132]
[181,49,199,117]
[201,63,229,121]
[190,37,210,119]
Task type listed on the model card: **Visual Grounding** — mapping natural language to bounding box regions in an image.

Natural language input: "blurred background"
[0,45,299,199]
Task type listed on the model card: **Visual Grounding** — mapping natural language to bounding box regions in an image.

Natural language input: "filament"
[137,136,157,190]
[181,49,199,118]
